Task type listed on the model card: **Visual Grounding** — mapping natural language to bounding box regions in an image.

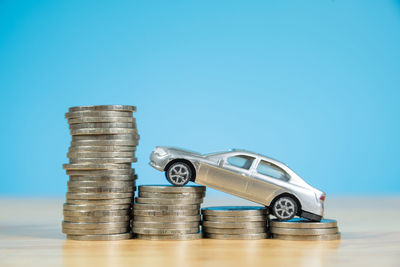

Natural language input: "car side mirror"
[218,159,224,167]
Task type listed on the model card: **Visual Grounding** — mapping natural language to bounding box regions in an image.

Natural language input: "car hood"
[165,147,204,157]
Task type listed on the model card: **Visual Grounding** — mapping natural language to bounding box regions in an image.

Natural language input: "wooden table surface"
[0,196,399,267]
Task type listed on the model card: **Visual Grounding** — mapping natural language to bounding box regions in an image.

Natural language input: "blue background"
[0,0,399,196]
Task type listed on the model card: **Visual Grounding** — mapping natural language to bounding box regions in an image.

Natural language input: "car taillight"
[320,194,326,202]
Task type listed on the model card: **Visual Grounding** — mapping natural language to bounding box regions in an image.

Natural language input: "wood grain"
[0,196,399,267]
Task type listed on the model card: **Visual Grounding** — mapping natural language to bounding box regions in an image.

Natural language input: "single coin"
[133,215,200,222]
[138,192,205,199]
[63,215,131,223]
[71,140,138,146]
[68,181,134,187]
[62,227,129,235]
[62,221,130,230]
[63,209,130,217]
[133,209,199,216]
[202,227,267,234]
[203,215,267,222]
[63,203,131,211]
[69,122,136,129]
[68,151,135,158]
[270,218,338,229]
[68,116,136,124]
[68,176,135,182]
[68,187,135,193]
[63,163,132,170]
[205,233,268,240]
[270,227,339,236]
[69,145,136,152]
[66,169,133,176]
[72,134,138,141]
[69,105,137,112]
[132,227,199,235]
[71,128,139,135]
[132,221,200,229]
[136,233,202,241]
[201,206,267,216]
[68,157,137,164]
[202,221,266,229]
[135,197,203,205]
[66,198,132,205]
[139,185,206,193]
[65,110,133,119]
[66,233,132,241]
[133,203,200,211]
[272,233,342,241]
[66,192,133,199]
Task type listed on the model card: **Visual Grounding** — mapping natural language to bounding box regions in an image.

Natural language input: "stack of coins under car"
[62,105,139,241]
[202,206,269,240]
[270,218,341,241]
[132,185,205,240]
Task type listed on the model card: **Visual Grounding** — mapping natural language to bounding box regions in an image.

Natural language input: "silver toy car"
[149,147,326,221]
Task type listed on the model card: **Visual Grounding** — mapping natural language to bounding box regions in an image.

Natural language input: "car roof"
[214,149,286,166]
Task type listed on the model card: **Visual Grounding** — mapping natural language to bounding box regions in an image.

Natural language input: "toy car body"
[149,146,325,221]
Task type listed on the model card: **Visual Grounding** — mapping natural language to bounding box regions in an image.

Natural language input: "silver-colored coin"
[135,197,203,205]
[72,134,137,141]
[68,157,137,164]
[66,233,132,241]
[68,116,136,124]
[66,198,132,205]
[68,151,135,158]
[133,203,200,211]
[63,209,130,217]
[132,221,200,229]
[66,169,133,176]
[202,221,266,229]
[67,187,134,193]
[65,110,133,119]
[71,128,139,136]
[68,181,134,187]
[66,192,133,199]
[270,227,339,236]
[63,215,131,223]
[133,215,201,222]
[133,209,199,216]
[139,185,206,193]
[63,203,131,211]
[138,191,205,199]
[201,206,267,216]
[62,221,130,230]
[272,233,342,241]
[205,233,268,240]
[132,227,199,235]
[68,176,135,182]
[70,122,136,129]
[69,145,136,152]
[69,105,137,112]
[136,233,202,241]
[203,215,267,222]
[62,227,129,235]
[63,163,132,170]
[202,227,267,234]
[71,140,138,146]
[270,218,338,229]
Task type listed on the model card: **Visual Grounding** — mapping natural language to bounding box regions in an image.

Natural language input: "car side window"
[257,160,289,181]
[227,155,255,170]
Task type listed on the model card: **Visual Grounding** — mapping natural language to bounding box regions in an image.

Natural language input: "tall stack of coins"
[62,105,139,241]
[270,218,341,241]
[132,185,205,240]
[202,206,269,240]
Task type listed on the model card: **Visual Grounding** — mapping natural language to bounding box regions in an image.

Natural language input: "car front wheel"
[165,162,192,186]
[272,196,298,221]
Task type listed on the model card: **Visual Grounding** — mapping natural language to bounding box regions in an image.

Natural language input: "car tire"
[165,162,192,186]
[271,196,298,221]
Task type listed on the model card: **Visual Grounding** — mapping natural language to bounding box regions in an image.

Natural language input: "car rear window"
[257,160,289,181]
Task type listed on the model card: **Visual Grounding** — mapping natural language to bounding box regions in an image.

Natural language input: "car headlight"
[154,147,167,157]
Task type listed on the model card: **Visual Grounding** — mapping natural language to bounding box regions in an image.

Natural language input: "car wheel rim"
[274,197,295,219]
[169,164,190,185]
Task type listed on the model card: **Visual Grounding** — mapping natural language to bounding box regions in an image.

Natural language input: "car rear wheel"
[272,196,298,221]
[165,162,192,186]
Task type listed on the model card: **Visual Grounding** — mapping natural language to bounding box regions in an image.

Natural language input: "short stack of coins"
[132,185,205,240]
[270,218,341,241]
[61,105,139,241]
[202,206,269,240]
